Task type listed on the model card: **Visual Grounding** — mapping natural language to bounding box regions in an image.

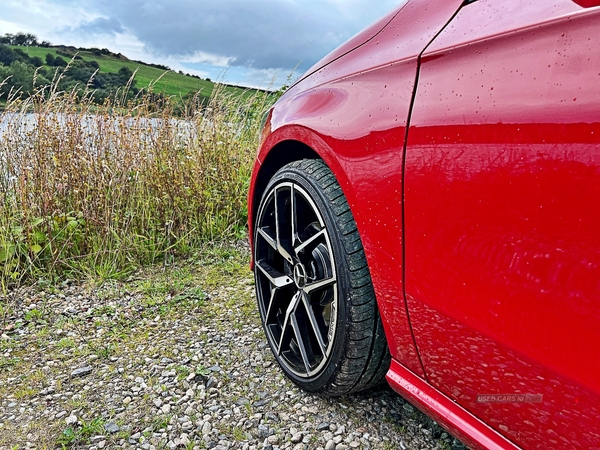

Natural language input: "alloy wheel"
[254,181,338,378]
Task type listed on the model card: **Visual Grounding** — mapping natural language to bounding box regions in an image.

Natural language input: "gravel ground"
[0,245,466,450]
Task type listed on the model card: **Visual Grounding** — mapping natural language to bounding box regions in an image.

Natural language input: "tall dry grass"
[0,78,273,289]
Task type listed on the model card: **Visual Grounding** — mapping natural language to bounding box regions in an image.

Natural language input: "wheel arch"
[250,139,321,235]
[248,131,414,373]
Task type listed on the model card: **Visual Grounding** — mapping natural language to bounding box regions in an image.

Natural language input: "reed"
[0,76,272,288]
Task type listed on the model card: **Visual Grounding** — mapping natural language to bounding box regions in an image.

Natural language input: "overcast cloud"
[1,0,400,88]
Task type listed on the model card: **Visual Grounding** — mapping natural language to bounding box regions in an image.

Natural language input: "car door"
[404,0,600,448]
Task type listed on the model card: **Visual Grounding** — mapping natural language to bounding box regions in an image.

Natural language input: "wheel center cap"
[293,263,307,289]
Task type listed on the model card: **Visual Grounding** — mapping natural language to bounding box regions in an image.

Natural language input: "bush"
[51,56,68,67]
[0,45,17,66]
[31,56,44,67]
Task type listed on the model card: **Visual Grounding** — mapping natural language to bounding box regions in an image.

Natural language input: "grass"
[0,356,20,370]
[0,69,273,290]
[57,417,106,448]
[11,45,257,98]
[56,337,76,349]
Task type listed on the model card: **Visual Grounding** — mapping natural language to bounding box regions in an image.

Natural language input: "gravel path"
[0,246,465,450]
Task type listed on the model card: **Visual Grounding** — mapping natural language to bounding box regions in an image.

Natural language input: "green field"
[12,45,255,98]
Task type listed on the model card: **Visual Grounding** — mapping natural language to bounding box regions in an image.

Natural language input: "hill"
[15,45,220,97]
[2,43,265,102]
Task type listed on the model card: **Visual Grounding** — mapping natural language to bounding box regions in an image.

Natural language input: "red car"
[247,0,600,448]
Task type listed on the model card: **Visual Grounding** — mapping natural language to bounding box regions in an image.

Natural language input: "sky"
[0,0,401,89]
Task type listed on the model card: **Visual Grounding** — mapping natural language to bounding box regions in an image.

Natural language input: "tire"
[253,159,390,396]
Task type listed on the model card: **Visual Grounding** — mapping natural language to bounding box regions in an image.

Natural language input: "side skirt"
[386,359,522,450]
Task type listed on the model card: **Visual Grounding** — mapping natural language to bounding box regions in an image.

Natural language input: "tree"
[12,32,38,46]
[12,48,30,60]
[31,56,44,67]
[45,53,55,66]
[0,34,13,45]
[52,56,68,67]
[117,66,133,84]
[0,61,37,99]
[0,45,17,66]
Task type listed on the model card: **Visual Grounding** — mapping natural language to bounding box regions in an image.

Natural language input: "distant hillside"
[9,44,262,99]
[0,31,270,106]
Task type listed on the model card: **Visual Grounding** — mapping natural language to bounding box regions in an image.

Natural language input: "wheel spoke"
[277,291,301,354]
[274,187,294,264]
[256,260,294,288]
[277,237,295,264]
[257,227,277,251]
[294,229,326,256]
[291,184,297,248]
[301,292,327,356]
[265,288,278,321]
[291,313,311,374]
[304,275,336,294]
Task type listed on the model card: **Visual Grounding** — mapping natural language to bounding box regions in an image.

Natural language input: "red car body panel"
[248,0,600,448]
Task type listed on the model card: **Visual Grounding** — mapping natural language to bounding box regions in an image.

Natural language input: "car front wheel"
[253,159,390,396]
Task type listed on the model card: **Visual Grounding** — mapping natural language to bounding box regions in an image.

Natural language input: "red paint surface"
[571,0,600,7]
[405,0,600,447]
